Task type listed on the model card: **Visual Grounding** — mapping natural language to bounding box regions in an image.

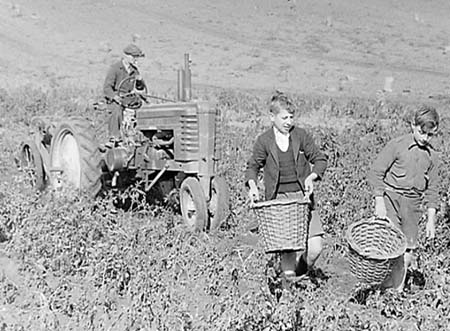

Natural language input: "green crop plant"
[0,85,449,330]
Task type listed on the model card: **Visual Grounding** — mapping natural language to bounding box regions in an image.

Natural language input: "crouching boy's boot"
[381,254,407,292]
[295,253,308,277]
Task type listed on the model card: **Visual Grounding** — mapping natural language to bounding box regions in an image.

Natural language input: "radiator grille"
[180,114,199,153]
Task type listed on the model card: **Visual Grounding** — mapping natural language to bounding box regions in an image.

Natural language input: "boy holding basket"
[245,91,328,280]
[368,105,440,291]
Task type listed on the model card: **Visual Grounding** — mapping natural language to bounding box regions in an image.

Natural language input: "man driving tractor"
[103,43,147,139]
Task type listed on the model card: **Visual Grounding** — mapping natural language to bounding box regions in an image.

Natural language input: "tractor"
[17,54,230,231]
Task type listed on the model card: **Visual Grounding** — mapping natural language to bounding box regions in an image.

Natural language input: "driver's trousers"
[108,103,122,139]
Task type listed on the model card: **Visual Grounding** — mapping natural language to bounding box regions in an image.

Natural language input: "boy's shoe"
[281,270,296,290]
[283,270,296,279]
[281,270,310,290]
[290,274,310,283]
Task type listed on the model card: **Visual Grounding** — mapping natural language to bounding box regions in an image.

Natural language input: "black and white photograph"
[1,0,449,330]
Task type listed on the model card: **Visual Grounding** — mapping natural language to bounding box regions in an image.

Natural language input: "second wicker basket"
[346,218,407,284]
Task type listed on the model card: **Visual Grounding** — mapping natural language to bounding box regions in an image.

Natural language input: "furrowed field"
[0,86,449,330]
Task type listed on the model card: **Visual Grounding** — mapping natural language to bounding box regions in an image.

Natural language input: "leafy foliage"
[0,87,449,330]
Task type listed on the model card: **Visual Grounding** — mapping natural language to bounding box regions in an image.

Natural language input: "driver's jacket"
[103,59,141,104]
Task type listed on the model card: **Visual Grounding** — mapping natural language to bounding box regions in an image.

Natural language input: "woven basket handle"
[370,216,393,224]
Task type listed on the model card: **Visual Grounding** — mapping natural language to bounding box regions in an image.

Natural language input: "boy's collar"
[408,133,434,151]
[272,126,291,137]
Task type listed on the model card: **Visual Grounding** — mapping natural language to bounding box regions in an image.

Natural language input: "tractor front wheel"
[208,176,230,230]
[180,177,208,231]
[50,118,102,196]
[18,141,46,191]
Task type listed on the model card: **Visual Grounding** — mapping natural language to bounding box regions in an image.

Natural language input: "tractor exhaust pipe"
[184,53,191,101]
[177,68,184,101]
[177,53,192,101]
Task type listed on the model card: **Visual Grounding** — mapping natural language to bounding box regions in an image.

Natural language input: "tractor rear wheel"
[208,176,230,230]
[50,118,102,196]
[180,177,208,231]
[18,141,46,191]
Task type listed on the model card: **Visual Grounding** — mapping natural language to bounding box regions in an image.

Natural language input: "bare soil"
[1,0,450,101]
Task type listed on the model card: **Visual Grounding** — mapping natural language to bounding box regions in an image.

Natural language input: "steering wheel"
[117,76,148,109]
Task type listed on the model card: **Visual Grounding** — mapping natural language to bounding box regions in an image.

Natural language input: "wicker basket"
[346,218,407,284]
[252,198,311,253]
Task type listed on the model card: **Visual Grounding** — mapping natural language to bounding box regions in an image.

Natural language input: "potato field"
[0,86,450,330]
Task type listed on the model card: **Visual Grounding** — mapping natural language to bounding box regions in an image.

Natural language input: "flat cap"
[123,44,145,57]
